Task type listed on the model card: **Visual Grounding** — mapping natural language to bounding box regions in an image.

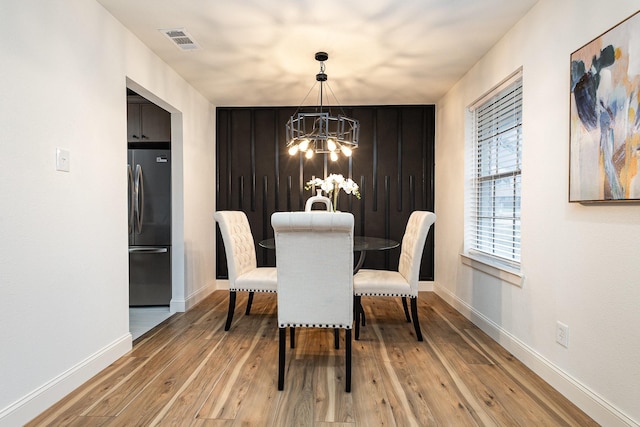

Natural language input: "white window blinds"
[468,74,522,266]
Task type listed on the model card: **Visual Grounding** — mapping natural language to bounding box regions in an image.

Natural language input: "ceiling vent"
[159,28,200,51]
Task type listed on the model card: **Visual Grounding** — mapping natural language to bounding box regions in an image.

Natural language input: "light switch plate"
[56,148,70,172]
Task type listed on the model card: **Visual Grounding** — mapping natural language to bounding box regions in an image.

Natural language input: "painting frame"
[569,10,640,203]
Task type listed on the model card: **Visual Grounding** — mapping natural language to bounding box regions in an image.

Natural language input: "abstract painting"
[570,10,640,202]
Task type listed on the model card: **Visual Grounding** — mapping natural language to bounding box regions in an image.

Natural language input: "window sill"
[460,253,524,287]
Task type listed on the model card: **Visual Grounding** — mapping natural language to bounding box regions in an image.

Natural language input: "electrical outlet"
[556,322,569,348]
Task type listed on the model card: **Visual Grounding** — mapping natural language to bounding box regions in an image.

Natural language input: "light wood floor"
[27,291,598,426]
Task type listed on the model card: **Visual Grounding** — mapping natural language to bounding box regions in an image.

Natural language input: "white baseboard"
[418,280,434,292]
[170,297,186,313]
[171,281,217,313]
[0,334,132,427]
[433,282,638,427]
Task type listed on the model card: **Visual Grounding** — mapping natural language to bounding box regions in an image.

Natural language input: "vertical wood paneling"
[250,110,256,211]
[216,105,435,280]
[238,176,244,210]
[261,176,269,239]
[372,110,378,212]
[397,112,403,211]
[260,175,270,265]
[384,175,391,269]
[216,111,223,211]
[422,109,429,209]
[410,175,416,212]
[226,113,232,208]
[298,156,304,211]
[359,175,366,236]
[273,113,280,212]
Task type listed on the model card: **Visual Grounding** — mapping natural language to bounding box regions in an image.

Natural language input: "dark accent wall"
[216,105,435,280]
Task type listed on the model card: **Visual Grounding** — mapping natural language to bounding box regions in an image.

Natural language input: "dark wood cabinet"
[127,97,171,143]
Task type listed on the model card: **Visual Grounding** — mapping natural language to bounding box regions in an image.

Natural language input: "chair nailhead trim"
[354,292,417,297]
[231,289,277,293]
[279,323,352,329]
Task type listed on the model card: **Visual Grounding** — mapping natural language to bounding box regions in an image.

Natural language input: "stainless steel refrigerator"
[128,149,171,306]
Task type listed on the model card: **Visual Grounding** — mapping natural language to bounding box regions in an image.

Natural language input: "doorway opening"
[126,88,173,339]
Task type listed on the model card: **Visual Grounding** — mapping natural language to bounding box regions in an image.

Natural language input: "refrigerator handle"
[134,164,145,234]
[128,247,168,254]
[128,164,134,235]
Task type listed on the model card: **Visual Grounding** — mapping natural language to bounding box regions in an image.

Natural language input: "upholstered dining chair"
[353,211,436,341]
[271,211,354,392]
[214,211,277,331]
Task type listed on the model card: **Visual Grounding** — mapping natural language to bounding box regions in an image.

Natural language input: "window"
[467,72,522,269]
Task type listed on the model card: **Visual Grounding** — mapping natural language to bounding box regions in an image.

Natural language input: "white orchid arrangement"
[305,174,361,211]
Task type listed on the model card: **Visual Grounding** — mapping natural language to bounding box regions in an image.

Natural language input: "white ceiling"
[97,0,538,106]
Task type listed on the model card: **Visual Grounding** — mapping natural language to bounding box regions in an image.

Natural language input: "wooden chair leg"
[278,327,286,390]
[402,297,411,322]
[345,329,352,392]
[224,291,237,331]
[410,297,423,341]
[355,296,361,340]
[353,297,366,325]
[245,291,254,315]
[334,328,340,349]
[290,327,295,349]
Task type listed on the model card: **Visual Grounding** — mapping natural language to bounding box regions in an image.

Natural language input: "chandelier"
[286,52,360,161]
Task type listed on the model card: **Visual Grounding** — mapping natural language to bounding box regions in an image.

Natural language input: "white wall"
[0,1,215,425]
[435,0,640,425]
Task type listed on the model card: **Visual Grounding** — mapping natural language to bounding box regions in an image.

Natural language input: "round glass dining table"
[259,236,399,273]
